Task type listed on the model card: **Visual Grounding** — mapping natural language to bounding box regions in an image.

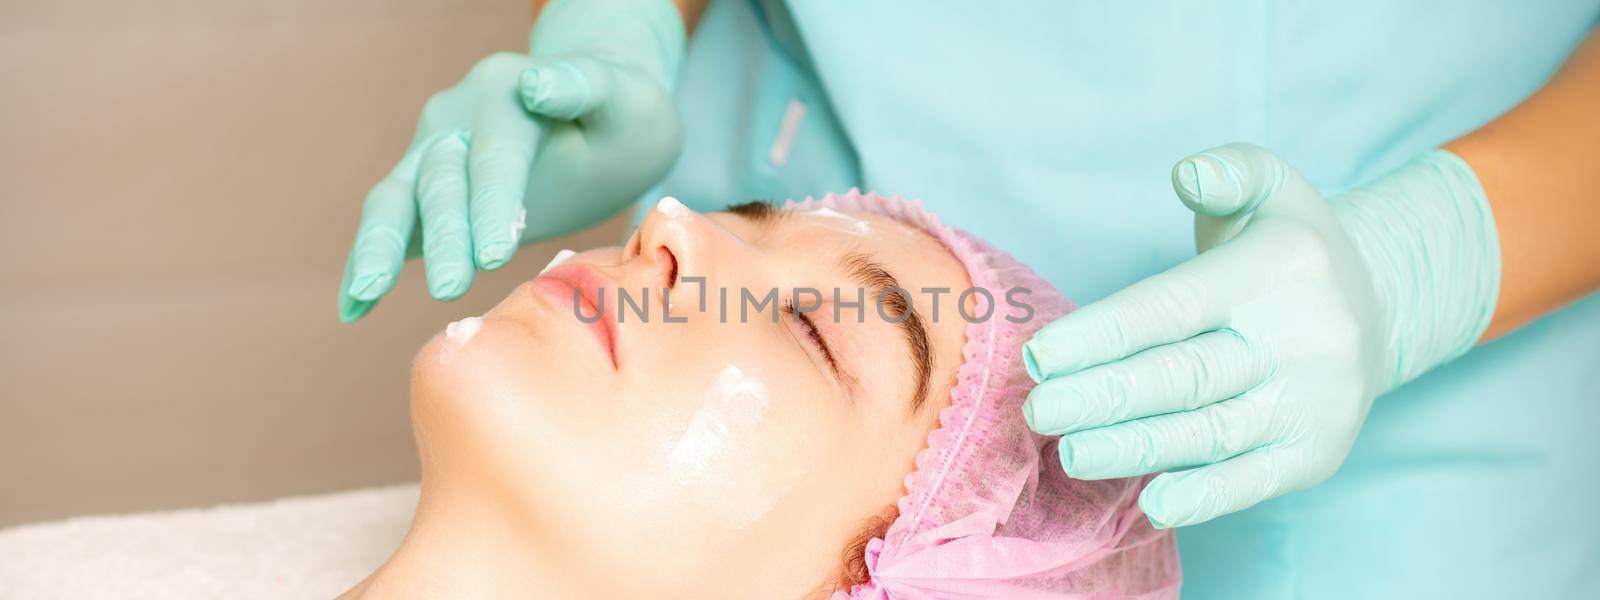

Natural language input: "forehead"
[799,207,969,295]
[710,206,968,290]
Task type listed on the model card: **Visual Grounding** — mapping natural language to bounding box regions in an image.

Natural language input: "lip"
[529,263,619,368]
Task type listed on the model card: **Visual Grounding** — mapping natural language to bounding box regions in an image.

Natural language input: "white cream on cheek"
[438,316,483,365]
[669,364,768,470]
[667,364,810,528]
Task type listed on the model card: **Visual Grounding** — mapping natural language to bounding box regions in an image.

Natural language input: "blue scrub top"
[658,1,1600,597]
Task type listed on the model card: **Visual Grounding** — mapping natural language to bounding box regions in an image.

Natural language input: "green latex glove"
[1022,143,1501,528]
[339,0,685,322]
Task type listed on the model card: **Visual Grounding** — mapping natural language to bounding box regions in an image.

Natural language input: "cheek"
[622,359,842,535]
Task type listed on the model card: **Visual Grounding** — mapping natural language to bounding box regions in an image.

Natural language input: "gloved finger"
[342,146,425,312]
[1023,254,1237,382]
[417,130,475,300]
[1025,329,1272,435]
[1056,392,1275,480]
[1138,445,1293,528]
[466,90,538,271]
[1170,143,1325,251]
[519,57,614,121]
[338,243,377,324]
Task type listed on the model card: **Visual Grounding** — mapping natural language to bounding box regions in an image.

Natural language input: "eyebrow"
[724,201,935,415]
[725,200,785,224]
[837,251,934,414]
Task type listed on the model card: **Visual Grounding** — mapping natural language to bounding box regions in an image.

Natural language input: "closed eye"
[781,301,845,380]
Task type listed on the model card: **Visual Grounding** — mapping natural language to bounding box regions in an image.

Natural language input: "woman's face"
[411,201,971,596]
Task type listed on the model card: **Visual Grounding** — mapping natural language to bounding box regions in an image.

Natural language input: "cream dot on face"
[803,206,874,236]
[540,249,577,274]
[656,196,691,218]
[439,316,484,365]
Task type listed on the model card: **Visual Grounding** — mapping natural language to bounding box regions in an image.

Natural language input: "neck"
[341,484,574,599]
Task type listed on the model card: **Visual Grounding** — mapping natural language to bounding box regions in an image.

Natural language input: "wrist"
[529,0,688,90]
[1331,150,1502,390]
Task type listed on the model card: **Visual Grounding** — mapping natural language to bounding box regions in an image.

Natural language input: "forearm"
[1446,28,1600,339]
[534,0,708,34]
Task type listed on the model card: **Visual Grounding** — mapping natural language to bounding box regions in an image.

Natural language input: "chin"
[408,313,621,487]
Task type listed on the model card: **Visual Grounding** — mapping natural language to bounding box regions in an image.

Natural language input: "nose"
[620,197,729,295]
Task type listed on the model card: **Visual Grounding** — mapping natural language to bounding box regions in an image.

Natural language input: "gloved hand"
[1022,143,1501,528]
[339,0,686,322]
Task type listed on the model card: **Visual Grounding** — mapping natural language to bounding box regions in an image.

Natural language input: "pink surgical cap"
[785,191,1181,600]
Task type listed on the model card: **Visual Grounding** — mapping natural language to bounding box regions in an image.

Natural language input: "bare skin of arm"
[1447,29,1600,339]
[533,0,709,34]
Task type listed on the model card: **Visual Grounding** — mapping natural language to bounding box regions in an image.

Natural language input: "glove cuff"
[529,0,688,91]
[1332,150,1501,389]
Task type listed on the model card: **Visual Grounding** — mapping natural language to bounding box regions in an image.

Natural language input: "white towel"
[0,484,418,599]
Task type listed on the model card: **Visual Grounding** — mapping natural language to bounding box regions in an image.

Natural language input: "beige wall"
[0,0,625,526]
